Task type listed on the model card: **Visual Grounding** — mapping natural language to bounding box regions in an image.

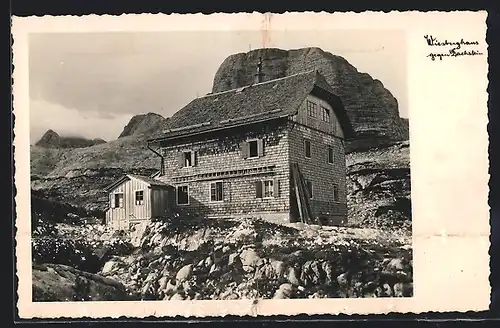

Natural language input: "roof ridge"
[250,69,317,87]
[198,69,317,99]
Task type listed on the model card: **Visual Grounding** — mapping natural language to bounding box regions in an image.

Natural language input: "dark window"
[304,139,311,158]
[135,190,144,205]
[114,193,124,208]
[210,181,223,202]
[305,180,313,199]
[333,184,340,201]
[328,146,334,163]
[176,185,189,205]
[307,100,317,118]
[249,140,258,158]
[321,106,331,122]
[184,151,193,167]
[178,151,197,167]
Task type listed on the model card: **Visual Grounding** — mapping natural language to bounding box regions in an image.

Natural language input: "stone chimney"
[254,57,265,83]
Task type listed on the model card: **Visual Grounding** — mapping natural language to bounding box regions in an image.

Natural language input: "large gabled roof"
[149,70,355,143]
[104,174,169,192]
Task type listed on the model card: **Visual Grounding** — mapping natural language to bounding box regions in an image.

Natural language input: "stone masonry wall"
[157,123,291,222]
[288,123,348,225]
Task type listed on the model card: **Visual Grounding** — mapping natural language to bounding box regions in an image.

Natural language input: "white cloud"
[29,99,133,144]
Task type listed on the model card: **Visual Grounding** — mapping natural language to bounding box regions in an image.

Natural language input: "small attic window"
[321,106,331,123]
[272,84,278,89]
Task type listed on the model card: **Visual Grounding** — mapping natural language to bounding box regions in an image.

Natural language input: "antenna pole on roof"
[254,57,265,84]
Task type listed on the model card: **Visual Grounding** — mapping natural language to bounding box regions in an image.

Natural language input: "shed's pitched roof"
[104,174,169,192]
[149,70,354,142]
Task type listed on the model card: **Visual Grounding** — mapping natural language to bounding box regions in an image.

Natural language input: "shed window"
[135,190,144,205]
[321,106,331,122]
[176,185,189,205]
[307,100,317,118]
[304,139,311,158]
[333,184,340,202]
[210,181,224,202]
[305,179,313,199]
[328,146,334,164]
[114,193,124,208]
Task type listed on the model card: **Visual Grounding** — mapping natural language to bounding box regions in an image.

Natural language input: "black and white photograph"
[13,12,490,318]
[29,29,413,302]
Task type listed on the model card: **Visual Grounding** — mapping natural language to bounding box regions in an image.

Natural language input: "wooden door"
[111,192,126,230]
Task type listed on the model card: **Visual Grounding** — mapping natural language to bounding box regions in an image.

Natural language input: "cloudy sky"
[29,30,407,144]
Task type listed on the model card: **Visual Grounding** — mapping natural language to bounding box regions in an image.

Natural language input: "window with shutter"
[210,181,224,202]
[248,140,259,158]
[257,139,264,157]
[177,152,185,167]
[240,141,249,159]
[192,151,198,166]
[263,180,274,198]
[255,180,263,198]
[273,178,280,197]
[182,151,194,167]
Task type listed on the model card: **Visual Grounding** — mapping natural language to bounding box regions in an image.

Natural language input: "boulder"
[32,263,137,302]
[287,267,301,286]
[228,253,240,266]
[101,260,120,275]
[270,260,286,279]
[273,283,295,299]
[239,248,260,269]
[175,264,193,283]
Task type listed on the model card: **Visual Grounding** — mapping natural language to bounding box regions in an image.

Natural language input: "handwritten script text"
[424,35,483,61]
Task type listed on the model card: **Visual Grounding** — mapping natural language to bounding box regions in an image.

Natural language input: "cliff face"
[35,129,106,149]
[118,113,168,139]
[212,48,409,152]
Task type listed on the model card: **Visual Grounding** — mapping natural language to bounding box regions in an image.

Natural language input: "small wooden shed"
[104,174,172,230]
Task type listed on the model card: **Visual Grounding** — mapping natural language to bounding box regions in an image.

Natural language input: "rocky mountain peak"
[118,112,168,139]
[212,47,409,151]
[35,129,106,149]
[35,129,61,148]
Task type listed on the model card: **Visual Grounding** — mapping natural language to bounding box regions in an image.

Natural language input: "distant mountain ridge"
[118,112,168,139]
[35,129,106,149]
[30,113,168,214]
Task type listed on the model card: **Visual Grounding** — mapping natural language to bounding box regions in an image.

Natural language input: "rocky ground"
[32,213,412,301]
[346,140,411,231]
